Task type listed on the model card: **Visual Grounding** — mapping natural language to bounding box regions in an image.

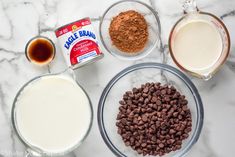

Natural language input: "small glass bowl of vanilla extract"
[25,36,56,66]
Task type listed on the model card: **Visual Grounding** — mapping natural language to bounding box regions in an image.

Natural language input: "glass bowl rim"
[97,62,204,157]
[99,0,162,60]
[11,72,94,156]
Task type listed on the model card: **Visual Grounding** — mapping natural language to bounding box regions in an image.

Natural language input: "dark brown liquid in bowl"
[27,38,54,64]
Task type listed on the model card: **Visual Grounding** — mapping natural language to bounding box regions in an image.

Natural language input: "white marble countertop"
[0,0,235,156]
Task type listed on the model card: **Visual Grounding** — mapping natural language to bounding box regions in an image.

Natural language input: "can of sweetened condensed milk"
[55,18,103,69]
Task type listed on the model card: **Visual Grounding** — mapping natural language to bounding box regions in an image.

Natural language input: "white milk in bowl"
[12,75,92,155]
[171,20,223,76]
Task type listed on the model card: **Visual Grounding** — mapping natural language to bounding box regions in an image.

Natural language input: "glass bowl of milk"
[169,0,230,80]
[11,72,93,156]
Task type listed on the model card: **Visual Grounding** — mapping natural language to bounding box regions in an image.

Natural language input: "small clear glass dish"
[99,0,161,60]
[98,62,204,157]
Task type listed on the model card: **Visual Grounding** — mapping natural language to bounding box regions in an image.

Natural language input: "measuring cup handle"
[25,152,32,157]
[24,149,42,157]
[181,0,199,14]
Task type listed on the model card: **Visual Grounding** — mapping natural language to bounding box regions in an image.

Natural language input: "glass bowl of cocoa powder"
[98,63,204,157]
[99,0,161,60]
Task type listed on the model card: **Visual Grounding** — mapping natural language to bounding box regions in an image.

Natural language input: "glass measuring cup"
[169,0,230,80]
[11,69,93,157]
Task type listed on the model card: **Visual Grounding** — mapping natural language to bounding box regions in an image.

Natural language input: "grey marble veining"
[0,0,235,157]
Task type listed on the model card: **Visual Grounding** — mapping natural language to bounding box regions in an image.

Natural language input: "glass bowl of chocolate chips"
[98,63,204,157]
[99,0,160,60]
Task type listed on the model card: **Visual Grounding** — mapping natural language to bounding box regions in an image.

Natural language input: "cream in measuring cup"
[12,74,92,156]
[169,0,230,80]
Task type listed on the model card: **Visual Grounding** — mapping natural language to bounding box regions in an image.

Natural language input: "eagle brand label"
[55,18,103,69]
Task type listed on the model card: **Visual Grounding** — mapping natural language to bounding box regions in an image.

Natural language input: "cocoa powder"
[109,10,149,53]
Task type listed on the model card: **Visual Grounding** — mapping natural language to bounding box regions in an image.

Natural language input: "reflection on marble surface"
[0,0,234,156]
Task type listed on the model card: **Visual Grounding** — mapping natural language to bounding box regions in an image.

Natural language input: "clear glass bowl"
[11,71,93,157]
[98,63,204,157]
[99,0,161,60]
[169,12,230,80]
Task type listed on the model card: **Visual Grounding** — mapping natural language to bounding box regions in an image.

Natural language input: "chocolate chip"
[169,129,176,134]
[125,141,130,146]
[161,89,167,95]
[142,114,148,122]
[151,96,158,103]
[141,143,147,147]
[182,105,188,111]
[159,143,164,148]
[156,100,162,106]
[167,139,175,144]
[143,87,149,93]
